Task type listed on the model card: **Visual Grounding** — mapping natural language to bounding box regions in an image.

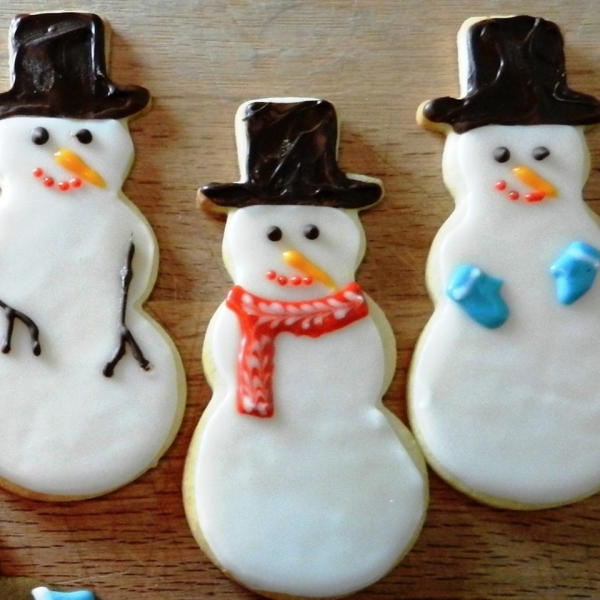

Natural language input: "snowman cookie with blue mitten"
[0,577,94,600]
[31,587,94,600]
[410,15,600,509]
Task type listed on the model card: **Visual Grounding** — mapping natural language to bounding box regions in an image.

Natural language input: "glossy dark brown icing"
[0,12,149,120]
[422,15,600,133]
[201,99,382,208]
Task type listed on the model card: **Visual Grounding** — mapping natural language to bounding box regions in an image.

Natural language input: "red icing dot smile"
[33,168,83,192]
[265,271,315,287]
[508,191,519,201]
[495,180,506,191]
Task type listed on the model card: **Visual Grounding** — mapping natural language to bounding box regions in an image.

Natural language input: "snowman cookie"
[184,99,427,598]
[410,15,600,508]
[0,13,185,500]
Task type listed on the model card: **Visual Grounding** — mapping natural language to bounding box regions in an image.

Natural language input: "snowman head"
[0,13,149,193]
[223,205,365,299]
[0,116,134,193]
[201,98,383,299]
[443,124,590,211]
[418,16,600,211]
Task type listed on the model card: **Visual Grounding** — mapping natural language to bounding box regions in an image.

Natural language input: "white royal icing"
[410,122,600,507]
[187,135,426,595]
[0,116,184,498]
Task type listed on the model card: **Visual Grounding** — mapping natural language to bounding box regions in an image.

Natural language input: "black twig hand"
[0,301,41,356]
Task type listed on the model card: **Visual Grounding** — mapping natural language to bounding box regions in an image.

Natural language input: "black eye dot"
[533,146,550,161]
[75,129,93,144]
[303,224,319,240]
[267,226,282,242]
[31,127,49,145]
[493,146,510,163]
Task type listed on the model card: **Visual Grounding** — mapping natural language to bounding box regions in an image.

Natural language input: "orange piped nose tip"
[282,250,337,290]
[54,148,106,188]
[512,165,557,198]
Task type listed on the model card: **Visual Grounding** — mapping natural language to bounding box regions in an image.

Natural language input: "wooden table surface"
[1,1,600,598]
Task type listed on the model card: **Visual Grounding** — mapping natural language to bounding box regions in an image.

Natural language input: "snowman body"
[410,124,600,507]
[0,116,183,498]
[188,205,426,598]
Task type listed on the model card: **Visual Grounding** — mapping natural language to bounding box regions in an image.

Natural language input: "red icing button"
[525,191,546,203]
[58,181,70,191]
[302,276,313,286]
[266,270,276,280]
[32,167,43,178]
[277,276,288,286]
[508,191,519,201]
[495,180,506,191]
[43,177,54,187]
[70,178,82,188]
[290,276,302,286]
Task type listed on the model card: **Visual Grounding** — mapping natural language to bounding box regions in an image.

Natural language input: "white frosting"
[189,200,426,594]
[410,123,600,507]
[0,116,184,498]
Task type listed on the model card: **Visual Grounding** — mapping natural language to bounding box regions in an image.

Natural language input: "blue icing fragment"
[446,264,509,329]
[550,241,600,305]
[31,587,95,600]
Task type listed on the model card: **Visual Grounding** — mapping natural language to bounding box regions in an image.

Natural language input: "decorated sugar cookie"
[31,586,94,600]
[184,99,427,598]
[0,13,185,500]
[0,577,93,600]
[410,15,600,508]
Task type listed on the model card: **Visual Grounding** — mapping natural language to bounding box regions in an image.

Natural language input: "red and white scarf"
[226,283,369,418]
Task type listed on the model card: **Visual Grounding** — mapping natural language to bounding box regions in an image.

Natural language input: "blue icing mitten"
[550,241,600,305]
[446,264,509,329]
[31,587,95,600]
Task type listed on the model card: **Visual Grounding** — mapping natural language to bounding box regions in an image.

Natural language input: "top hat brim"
[421,89,600,134]
[0,84,150,121]
[201,177,383,210]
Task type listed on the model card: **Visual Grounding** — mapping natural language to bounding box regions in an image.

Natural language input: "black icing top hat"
[0,12,149,120]
[201,99,383,209]
[421,15,600,133]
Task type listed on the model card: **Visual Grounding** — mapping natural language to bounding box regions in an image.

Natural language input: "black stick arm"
[103,240,151,377]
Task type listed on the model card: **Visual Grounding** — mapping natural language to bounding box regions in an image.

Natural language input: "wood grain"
[0,1,599,599]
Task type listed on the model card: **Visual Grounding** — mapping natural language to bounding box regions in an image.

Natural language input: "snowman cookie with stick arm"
[184,99,427,599]
[0,12,185,500]
[410,15,600,508]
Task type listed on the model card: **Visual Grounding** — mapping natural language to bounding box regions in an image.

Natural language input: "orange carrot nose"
[282,250,337,290]
[54,148,106,188]
[512,166,557,198]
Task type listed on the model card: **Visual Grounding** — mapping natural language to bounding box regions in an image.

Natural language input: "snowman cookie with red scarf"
[184,98,427,599]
